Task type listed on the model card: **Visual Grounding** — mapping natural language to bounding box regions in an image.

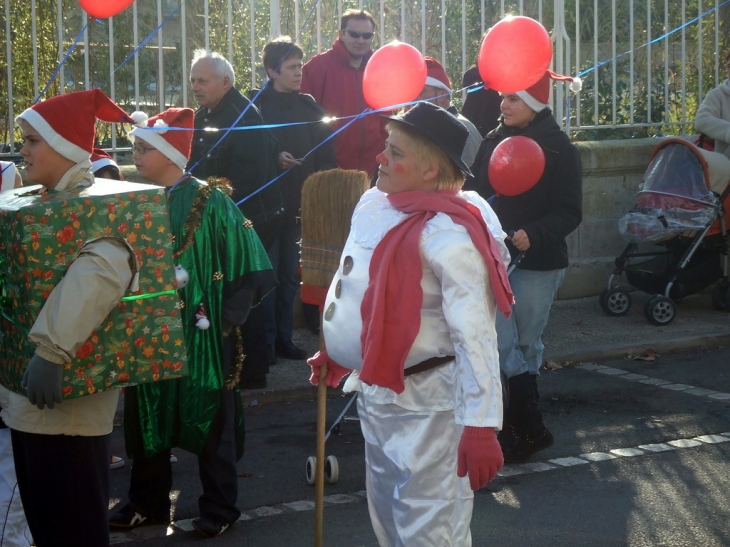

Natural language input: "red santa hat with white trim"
[15,89,146,163]
[516,70,582,113]
[424,56,452,95]
[128,108,194,170]
[90,148,119,173]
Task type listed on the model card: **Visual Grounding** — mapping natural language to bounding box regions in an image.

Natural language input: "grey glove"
[21,354,64,410]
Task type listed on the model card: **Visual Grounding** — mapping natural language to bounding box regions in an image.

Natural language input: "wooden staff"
[300,169,369,547]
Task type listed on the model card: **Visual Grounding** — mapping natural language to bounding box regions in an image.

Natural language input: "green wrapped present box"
[0,179,187,399]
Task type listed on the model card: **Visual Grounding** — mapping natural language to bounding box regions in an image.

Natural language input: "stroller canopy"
[619,139,727,243]
[641,139,724,205]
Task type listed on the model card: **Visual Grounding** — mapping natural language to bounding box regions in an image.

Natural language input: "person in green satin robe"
[109,107,276,539]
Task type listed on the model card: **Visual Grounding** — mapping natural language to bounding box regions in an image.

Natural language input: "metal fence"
[1,0,729,155]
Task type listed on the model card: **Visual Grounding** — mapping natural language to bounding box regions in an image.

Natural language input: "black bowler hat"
[384,101,472,177]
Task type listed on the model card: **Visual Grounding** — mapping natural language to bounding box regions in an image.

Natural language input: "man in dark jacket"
[248,37,337,367]
[187,50,282,388]
[300,9,386,177]
[187,50,284,248]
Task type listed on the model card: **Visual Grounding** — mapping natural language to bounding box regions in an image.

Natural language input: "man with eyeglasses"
[300,9,387,177]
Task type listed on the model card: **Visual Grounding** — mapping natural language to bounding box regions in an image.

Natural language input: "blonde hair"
[385,121,464,191]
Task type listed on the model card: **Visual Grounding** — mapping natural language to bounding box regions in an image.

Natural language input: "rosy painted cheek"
[376,153,388,166]
[394,162,405,174]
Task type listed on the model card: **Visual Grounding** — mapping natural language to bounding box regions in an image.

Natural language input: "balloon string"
[576,0,730,79]
[234,111,362,206]
[34,22,89,104]
[113,2,184,74]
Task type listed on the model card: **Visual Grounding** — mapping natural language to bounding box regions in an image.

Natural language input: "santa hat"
[516,70,583,113]
[90,148,119,173]
[424,56,452,94]
[15,89,146,163]
[129,108,194,170]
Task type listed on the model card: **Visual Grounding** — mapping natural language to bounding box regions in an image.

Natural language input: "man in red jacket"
[300,9,387,177]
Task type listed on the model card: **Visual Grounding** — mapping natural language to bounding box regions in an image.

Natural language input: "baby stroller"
[599,138,730,325]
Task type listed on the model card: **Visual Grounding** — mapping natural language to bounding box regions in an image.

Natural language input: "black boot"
[499,372,553,463]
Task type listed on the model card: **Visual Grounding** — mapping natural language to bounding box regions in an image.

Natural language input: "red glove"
[457,426,504,490]
[307,350,351,388]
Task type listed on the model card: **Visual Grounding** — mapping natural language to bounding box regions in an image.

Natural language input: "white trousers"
[0,428,32,546]
[357,395,473,547]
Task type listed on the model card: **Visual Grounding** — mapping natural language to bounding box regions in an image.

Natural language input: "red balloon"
[79,0,134,18]
[478,16,552,93]
[363,41,427,111]
[487,136,545,196]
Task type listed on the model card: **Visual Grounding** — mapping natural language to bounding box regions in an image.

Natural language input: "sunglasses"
[345,29,374,40]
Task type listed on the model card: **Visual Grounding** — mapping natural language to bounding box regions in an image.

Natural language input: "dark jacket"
[461,65,503,137]
[187,86,284,231]
[300,39,387,177]
[466,108,583,271]
[249,83,337,222]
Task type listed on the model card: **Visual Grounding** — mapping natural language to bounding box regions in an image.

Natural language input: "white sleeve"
[695,87,730,144]
[29,238,134,364]
[423,228,503,427]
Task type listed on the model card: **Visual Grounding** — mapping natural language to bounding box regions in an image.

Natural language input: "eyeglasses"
[132,144,157,155]
[345,30,374,40]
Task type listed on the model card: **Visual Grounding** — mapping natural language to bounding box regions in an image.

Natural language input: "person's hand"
[457,426,503,490]
[22,354,64,410]
[508,229,530,251]
[278,151,303,170]
[307,350,351,388]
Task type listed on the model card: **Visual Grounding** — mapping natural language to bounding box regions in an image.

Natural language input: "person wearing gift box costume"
[0,161,31,547]
[308,102,512,546]
[109,108,276,538]
[0,90,147,547]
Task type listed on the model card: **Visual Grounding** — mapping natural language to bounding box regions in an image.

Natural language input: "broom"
[299,168,370,547]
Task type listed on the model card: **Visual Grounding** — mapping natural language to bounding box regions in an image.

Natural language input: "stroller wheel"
[600,288,631,316]
[711,284,728,311]
[644,295,676,325]
[324,455,339,484]
[306,456,317,485]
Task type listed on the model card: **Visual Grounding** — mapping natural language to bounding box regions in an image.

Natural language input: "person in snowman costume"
[308,101,512,546]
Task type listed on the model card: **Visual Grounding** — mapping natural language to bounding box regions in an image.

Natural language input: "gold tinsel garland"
[224,325,246,390]
[172,176,243,390]
[173,177,234,260]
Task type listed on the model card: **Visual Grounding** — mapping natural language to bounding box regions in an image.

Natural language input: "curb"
[545,333,730,364]
[241,333,730,407]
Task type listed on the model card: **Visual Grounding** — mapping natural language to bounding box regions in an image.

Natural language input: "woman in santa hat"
[468,71,583,463]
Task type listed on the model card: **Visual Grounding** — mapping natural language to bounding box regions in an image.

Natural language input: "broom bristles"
[301,169,370,289]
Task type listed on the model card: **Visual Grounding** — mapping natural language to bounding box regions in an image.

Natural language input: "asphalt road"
[111,344,730,546]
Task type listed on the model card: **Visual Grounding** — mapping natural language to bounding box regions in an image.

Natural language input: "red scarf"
[359,190,513,393]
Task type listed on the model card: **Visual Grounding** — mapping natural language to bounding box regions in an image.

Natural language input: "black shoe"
[240,377,267,390]
[192,514,233,538]
[109,503,169,529]
[275,340,307,360]
[266,344,277,365]
[502,428,554,463]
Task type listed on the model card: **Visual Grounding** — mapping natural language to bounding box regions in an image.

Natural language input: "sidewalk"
[240,290,730,406]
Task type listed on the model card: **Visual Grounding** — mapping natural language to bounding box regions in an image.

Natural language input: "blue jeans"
[496,268,565,378]
[262,220,301,346]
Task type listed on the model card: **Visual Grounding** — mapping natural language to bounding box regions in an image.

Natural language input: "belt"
[404,355,455,377]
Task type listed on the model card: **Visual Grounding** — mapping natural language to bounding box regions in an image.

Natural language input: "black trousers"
[11,429,110,547]
[128,338,241,524]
